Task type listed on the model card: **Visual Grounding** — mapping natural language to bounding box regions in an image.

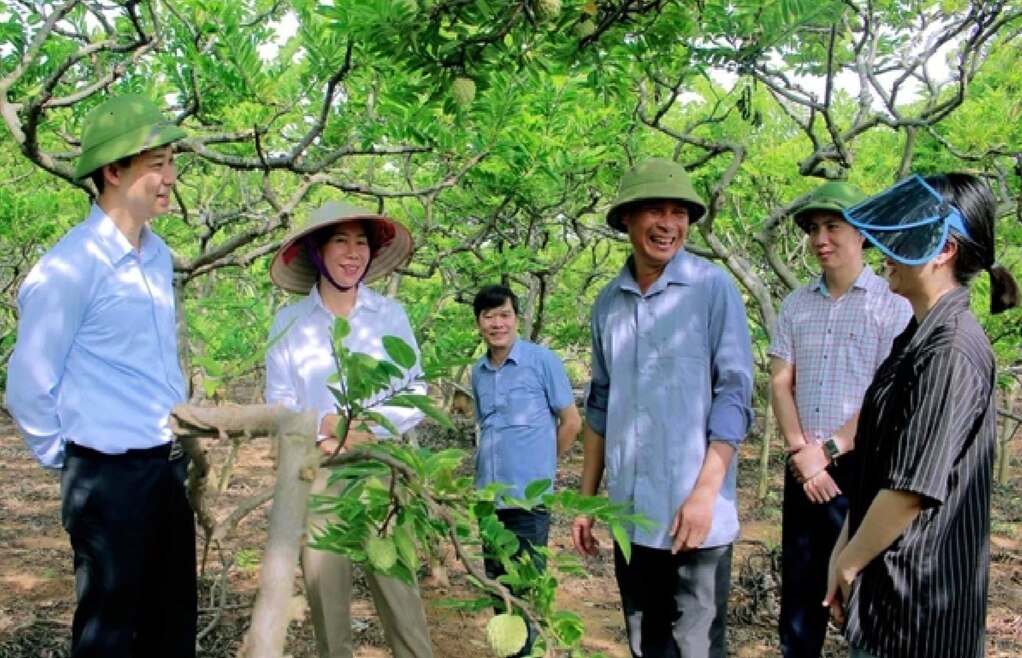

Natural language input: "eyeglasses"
[843,174,971,265]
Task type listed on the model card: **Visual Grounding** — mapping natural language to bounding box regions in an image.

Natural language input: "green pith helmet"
[74,94,187,182]
[792,181,867,232]
[606,157,707,231]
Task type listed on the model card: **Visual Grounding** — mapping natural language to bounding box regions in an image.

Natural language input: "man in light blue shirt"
[471,283,581,657]
[6,95,196,658]
[571,158,754,658]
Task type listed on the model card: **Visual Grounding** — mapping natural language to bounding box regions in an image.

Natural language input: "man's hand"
[788,442,829,483]
[670,489,715,553]
[571,516,601,557]
[803,470,842,504]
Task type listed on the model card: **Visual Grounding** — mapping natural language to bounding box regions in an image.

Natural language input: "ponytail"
[988,263,1020,315]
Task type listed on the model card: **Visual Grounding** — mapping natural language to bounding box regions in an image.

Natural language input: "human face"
[804,212,864,272]
[476,299,518,353]
[320,223,370,288]
[109,146,178,221]
[882,257,927,299]
[622,199,690,271]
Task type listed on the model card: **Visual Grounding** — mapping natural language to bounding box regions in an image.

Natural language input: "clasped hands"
[317,413,376,457]
[787,441,841,504]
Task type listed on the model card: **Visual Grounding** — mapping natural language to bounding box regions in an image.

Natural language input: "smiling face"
[804,211,865,274]
[319,222,371,289]
[476,298,519,353]
[621,199,690,272]
[105,146,178,221]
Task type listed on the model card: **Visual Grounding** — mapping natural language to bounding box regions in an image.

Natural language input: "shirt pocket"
[502,382,547,427]
[844,322,881,385]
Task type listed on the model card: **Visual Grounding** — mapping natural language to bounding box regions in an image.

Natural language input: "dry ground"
[1,415,1019,658]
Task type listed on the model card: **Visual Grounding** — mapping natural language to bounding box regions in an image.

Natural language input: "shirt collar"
[85,204,159,264]
[905,286,971,350]
[616,250,693,296]
[480,337,522,371]
[307,282,382,319]
[811,265,880,297]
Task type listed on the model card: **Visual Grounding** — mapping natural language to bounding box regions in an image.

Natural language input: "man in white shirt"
[7,94,195,658]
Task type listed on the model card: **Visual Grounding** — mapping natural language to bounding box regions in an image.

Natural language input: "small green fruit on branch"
[365,535,398,571]
[452,76,476,109]
[486,613,528,657]
[532,0,562,23]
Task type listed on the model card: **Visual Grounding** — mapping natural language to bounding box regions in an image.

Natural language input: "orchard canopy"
[2,0,1021,396]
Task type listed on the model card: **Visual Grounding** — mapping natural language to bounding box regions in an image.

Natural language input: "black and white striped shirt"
[845,286,996,658]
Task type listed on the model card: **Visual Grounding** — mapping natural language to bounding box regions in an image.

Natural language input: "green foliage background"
[1,0,1021,404]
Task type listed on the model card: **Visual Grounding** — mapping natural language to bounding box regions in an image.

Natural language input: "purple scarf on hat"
[302,235,373,293]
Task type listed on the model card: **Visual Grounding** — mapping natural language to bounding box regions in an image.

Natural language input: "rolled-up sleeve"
[706,273,754,445]
[767,296,794,363]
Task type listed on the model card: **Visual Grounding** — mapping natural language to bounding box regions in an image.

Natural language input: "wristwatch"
[823,436,841,464]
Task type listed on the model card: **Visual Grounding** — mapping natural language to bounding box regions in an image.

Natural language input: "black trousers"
[614,542,732,658]
[483,508,551,658]
[61,443,197,658]
[779,458,855,658]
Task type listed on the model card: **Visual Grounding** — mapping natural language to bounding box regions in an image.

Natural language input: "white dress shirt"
[264,284,425,437]
[7,204,185,468]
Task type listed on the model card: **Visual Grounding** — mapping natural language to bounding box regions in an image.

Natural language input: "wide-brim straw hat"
[74,94,187,181]
[269,201,414,294]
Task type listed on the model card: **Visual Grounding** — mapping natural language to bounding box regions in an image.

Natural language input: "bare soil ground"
[1,414,1019,658]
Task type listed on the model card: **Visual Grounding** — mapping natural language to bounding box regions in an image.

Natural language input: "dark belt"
[66,440,184,461]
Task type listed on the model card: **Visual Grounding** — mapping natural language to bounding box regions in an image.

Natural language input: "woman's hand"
[823,550,859,625]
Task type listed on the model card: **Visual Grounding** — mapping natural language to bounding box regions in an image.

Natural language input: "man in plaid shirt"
[768,181,912,658]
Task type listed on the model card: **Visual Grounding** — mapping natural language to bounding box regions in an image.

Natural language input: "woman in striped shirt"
[823,173,1019,658]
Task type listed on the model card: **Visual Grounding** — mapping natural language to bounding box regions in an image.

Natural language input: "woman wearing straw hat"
[824,173,1019,658]
[265,201,433,658]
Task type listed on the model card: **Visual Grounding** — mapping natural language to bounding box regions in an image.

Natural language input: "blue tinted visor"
[843,174,971,265]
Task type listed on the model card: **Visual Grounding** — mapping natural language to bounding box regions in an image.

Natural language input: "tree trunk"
[997,385,1018,486]
[758,396,775,501]
[238,413,318,658]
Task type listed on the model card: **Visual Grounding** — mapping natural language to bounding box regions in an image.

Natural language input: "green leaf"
[609,522,631,563]
[333,415,349,441]
[333,316,351,342]
[523,478,552,501]
[383,334,418,369]
[376,360,405,380]
[393,522,420,571]
[387,393,454,429]
[361,409,401,438]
